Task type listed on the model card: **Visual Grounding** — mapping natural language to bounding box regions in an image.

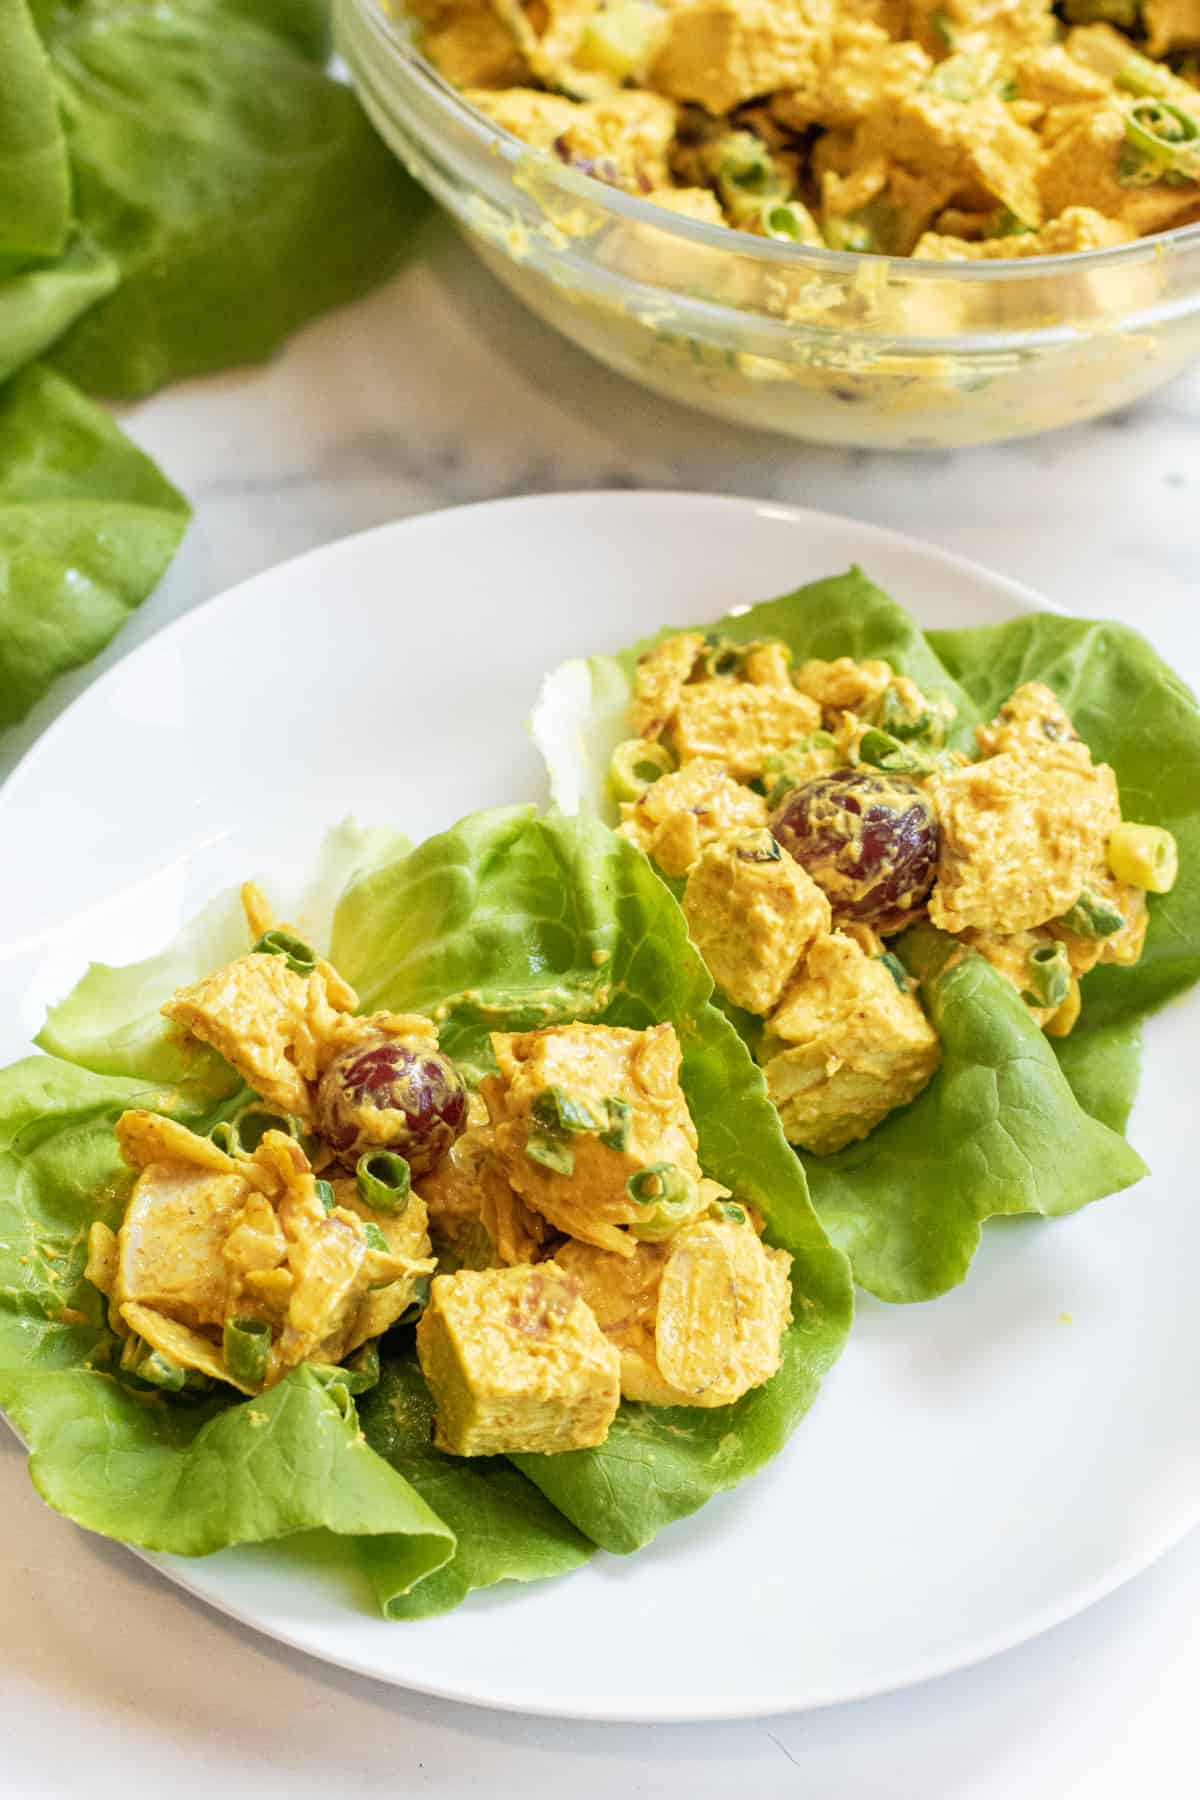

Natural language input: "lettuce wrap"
[532,570,1200,1303]
[0,811,852,1617]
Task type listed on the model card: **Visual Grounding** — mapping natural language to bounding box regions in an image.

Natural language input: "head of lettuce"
[0,808,852,1620]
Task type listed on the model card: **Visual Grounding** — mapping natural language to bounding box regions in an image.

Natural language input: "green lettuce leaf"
[0,0,71,260]
[334,808,853,1554]
[0,232,119,385]
[356,1358,594,1619]
[0,363,190,730]
[5,810,847,1610]
[533,573,1200,1303]
[39,819,408,1104]
[44,1,429,398]
[0,1053,455,1583]
[805,925,1146,1303]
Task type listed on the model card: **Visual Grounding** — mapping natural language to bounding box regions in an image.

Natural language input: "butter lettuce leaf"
[0,363,189,730]
[39,819,408,1104]
[0,1055,454,1584]
[356,1358,594,1619]
[4,810,848,1609]
[46,1,429,398]
[805,925,1146,1303]
[0,0,71,260]
[0,232,119,386]
[334,808,853,1554]
[533,573,1200,1303]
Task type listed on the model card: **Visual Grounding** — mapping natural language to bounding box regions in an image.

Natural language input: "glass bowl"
[336,0,1200,449]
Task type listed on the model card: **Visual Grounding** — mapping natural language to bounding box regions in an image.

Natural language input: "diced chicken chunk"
[1012,44,1111,107]
[422,1,530,87]
[557,1210,792,1407]
[760,933,940,1152]
[114,1161,245,1330]
[484,1022,704,1256]
[770,23,932,131]
[465,87,678,191]
[631,631,705,739]
[105,1114,434,1390]
[651,0,826,114]
[683,830,832,1015]
[672,680,822,780]
[928,750,1121,933]
[618,758,768,878]
[416,1264,621,1455]
[975,679,1092,766]
[163,950,357,1121]
[792,655,893,721]
[416,1126,548,1269]
[858,92,1046,233]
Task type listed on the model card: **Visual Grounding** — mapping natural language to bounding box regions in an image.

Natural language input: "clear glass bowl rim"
[352,0,1200,286]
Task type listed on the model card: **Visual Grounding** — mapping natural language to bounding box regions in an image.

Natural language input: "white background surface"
[2,220,1198,1795]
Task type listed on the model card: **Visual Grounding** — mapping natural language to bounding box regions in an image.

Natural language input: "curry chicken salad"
[84,889,792,1455]
[610,631,1179,1153]
[410,0,1200,259]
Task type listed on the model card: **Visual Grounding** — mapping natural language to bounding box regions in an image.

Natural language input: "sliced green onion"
[251,927,317,976]
[332,1339,381,1395]
[754,200,821,243]
[714,132,783,206]
[120,1334,187,1393]
[525,1129,575,1175]
[223,1316,272,1387]
[363,1220,390,1253]
[396,1274,432,1326]
[315,1178,336,1214]
[992,207,1037,239]
[1107,822,1179,892]
[930,9,956,46]
[1023,942,1071,1011]
[1117,53,1175,98]
[858,727,929,775]
[735,831,783,864]
[763,731,839,807]
[878,950,912,992]
[356,1150,412,1214]
[708,1198,747,1224]
[1058,886,1126,939]
[532,1086,606,1135]
[609,737,675,803]
[626,1162,700,1241]
[1119,99,1200,185]
[227,1102,302,1157]
[823,216,879,254]
[599,1096,633,1153]
[879,686,933,740]
[208,1121,239,1155]
[701,632,744,678]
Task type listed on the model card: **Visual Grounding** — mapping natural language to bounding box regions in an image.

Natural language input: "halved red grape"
[771,770,938,925]
[316,1035,467,1174]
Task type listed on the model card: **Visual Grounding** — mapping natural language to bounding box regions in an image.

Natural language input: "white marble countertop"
[3,217,1199,1798]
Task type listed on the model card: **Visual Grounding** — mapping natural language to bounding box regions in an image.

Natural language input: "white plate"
[1,493,1197,1722]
